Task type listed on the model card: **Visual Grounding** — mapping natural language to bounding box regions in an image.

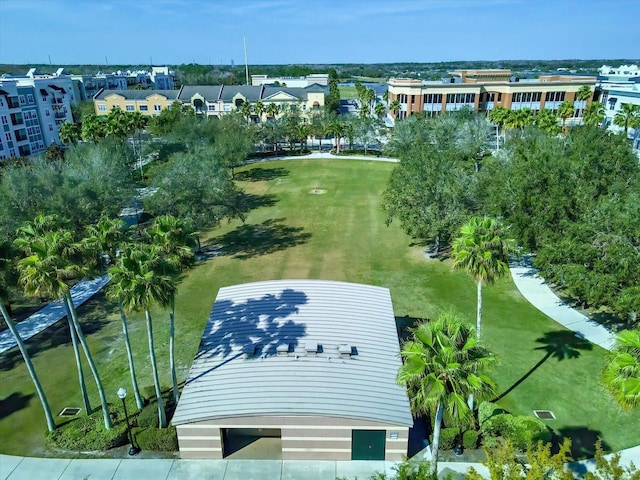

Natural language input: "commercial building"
[172,280,413,461]
[94,84,325,119]
[0,75,74,160]
[251,73,329,88]
[387,69,596,121]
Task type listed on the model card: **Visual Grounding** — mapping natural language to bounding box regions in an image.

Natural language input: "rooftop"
[172,280,413,427]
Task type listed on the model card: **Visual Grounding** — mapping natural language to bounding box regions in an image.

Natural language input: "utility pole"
[243,36,249,85]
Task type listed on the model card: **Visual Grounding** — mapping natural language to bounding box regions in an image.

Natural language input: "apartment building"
[597,64,640,151]
[388,69,596,121]
[94,84,325,119]
[0,76,74,160]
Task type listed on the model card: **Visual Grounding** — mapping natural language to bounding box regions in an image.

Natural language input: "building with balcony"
[387,69,596,121]
[0,75,74,160]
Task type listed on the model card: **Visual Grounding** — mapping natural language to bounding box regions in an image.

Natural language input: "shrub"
[509,416,552,451]
[463,430,480,449]
[478,401,506,426]
[134,425,178,451]
[438,427,460,450]
[481,412,512,438]
[136,404,159,428]
[48,408,128,451]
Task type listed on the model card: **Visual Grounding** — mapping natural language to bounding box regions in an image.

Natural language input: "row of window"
[512,92,543,103]
[423,93,443,104]
[18,94,35,105]
[446,93,476,104]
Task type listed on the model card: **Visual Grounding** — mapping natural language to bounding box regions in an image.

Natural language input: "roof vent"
[276,344,290,357]
[339,344,352,358]
[305,341,318,355]
[243,344,256,358]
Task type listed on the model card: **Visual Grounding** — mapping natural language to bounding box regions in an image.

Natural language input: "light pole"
[117,387,140,456]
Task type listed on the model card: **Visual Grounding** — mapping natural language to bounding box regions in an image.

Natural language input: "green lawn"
[1,159,638,458]
[338,85,358,99]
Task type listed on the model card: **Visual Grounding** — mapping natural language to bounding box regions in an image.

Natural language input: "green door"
[351,430,386,460]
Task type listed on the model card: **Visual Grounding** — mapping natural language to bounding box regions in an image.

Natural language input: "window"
[126,105,135,111]
[48,124,54,132]
[397,94,408,103]
[45,109,50,116]
[1,116,7,125]
[207,105,216,111]
[411,95,415,104]
[98,105,107,111]
[545,91,565,102]
[139,105,148,111]
[19,95,26,105]
[5,132,12,141]
[154,105,162,112]
[27,94,34,104]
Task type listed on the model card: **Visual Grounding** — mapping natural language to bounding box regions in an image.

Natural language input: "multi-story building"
[0,75,74,160]
[94,84,325,120]
[387,69,596,121]
[251,73,329,88]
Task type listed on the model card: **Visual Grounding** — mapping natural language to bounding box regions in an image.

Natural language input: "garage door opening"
[221,428,282,459]
[352,430,386,460]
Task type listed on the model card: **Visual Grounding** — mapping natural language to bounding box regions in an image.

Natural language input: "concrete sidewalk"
[509,256,616,350]
[0,455,488,480]
[0,275,110,354]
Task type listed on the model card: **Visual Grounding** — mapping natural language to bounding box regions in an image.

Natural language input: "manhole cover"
[59,407,81,417]
[533,410,556,419]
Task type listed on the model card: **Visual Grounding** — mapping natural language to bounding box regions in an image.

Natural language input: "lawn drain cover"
[59,407,81,417]
[533,410,556,420]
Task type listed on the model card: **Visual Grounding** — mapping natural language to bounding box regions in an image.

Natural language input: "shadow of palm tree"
[234,167,289,182]
[492,330,593,402]
[204,218,311,260]
[0,391,34,420]
[558,426,610,462]
[235,193,279,216]
[187,289,308,383]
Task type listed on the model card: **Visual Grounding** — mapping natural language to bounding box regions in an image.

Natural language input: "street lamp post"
[117,387,140,456]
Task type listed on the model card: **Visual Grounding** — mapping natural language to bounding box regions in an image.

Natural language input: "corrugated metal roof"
[172,280,413,427]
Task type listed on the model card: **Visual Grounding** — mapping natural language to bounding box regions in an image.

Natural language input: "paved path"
[0,276,110,354]
[509,255,617,350]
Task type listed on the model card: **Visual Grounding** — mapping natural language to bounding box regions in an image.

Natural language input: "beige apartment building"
[388,69,596,121]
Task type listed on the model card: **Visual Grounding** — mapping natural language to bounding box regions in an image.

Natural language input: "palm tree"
[389,99,401,118]
[326,115,344,153]
[16,228,112,428]
[0,248,56,432]
[602,329,640,410]
[86,216,144,410]
[238,100,253,123]
[145,215,195,405]
[266,102,280,120]
[488,106,510,147]
[583,102,605,127]
[374,102,386,119]
[58,121,81,146]
[534,108,561,135]
[452,216,515,341]
[254,100,265,123]
[575,85,592,125]
[504,108,534,131]
[557,100,575,132]
[397,313,496,476]
[109,244,176,427]
[614,103,640,137]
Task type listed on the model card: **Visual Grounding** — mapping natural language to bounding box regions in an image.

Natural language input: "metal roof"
[172,280,413,427]
[178,85,223,102]
[94,89,179,100]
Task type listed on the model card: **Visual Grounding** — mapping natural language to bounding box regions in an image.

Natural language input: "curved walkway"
[509,255,616,350]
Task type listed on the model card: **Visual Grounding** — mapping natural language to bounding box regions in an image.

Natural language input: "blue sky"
[1,0,638,65]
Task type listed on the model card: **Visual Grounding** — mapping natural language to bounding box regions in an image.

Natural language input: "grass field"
[1,159,638,458]
[338,85,358,99]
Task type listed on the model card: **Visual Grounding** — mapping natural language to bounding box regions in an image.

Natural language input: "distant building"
[172,280,412,461]
[597,64,640,152]
[387,69,596,122]
[94,84,325,120]
[0,73,75,160]
[251,73,329,88]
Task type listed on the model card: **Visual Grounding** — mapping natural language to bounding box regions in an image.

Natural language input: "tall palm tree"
[266,102,280,120]
[557,100,575,132]
[602,329,640,410]
[109,244,176,427]
[374,101,386,119]
[16,229,112,428]
[452,216,515,341]
[145,215,195,405]
[389,99,401,118]
[583,102,605,127]
[254,100,265,123]
[614,103,640,136]
[488,106,510,147]
[326,116,344,153]
[86,216,144,410]
[397,313,496,476]
[0,247,56,432]
[575,85,592,125]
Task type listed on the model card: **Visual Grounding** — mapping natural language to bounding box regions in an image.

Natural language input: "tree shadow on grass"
[235,167,289,182]
[492,330,593,402]
[0,294,112,372]
[235,193,279,217]
[203,218,311,260]
[0,392,34,420]
[557,427,610,464]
